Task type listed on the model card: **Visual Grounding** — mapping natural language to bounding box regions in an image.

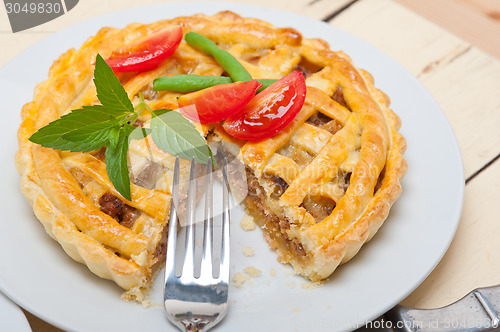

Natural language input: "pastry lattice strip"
[235,40,406,281]
[15,11,407,296]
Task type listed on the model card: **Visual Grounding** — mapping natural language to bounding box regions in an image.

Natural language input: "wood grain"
[1,0,500,330]
[459,0,500,21]
[330,0,500,179]
[419,47,500,180]
[330,0,470,76]
[0,0,353,68]
[327,0,500,311]
[401,158,500,308]
[395,0,500,59]
[23,311,63,332]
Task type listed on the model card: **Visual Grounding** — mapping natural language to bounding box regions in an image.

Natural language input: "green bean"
[255,79,277,92]
[153,74,277,93]
[153,75,232,92]
[185,32,253,82]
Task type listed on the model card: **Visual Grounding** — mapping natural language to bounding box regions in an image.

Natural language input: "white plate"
[0,2,464,331]
[0,292,31,332]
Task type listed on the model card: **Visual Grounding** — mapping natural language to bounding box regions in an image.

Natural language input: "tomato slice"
[106,25,182,72]
[222,71,306,141]
[178,80,263,124]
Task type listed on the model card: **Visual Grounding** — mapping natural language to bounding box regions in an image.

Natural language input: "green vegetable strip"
[153,75,232,92]
[256,79,277,93]
[153,75,277,93]
[185,32,253,82]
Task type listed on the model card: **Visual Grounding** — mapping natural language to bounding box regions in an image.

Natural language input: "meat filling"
[332,87,349,109]
[306,112,342,135]
[307,111,331,127]
[245,167,307,258]
[293,65,312,78]
[300,195,336,222]
[293,57,323,78]
[99,193,140,228]
[262,173,289,200]
[141,83,158,100]
[134,162,163,189]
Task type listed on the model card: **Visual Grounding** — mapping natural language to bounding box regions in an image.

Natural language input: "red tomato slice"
[178,80,263,124]
[106,25,182,72]
[222,71,306,141]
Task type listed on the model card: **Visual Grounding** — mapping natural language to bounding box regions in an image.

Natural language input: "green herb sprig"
[29,54,212,201]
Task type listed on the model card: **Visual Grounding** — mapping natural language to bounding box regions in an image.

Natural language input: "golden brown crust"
[16,11,406,297]
[227,17,407,281]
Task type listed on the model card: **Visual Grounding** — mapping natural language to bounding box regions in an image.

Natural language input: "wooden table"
[1,0,499,330]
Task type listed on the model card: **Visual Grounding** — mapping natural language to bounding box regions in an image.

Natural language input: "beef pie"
[16,11,406,301]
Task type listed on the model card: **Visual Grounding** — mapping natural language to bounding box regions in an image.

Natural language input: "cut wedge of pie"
[16,11,407,302]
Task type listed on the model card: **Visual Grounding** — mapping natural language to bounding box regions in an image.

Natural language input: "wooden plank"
[459,0,500,21]
[246,0,354,21]
[329,0,470,76]
[459,0,500,14]
[395,0,500,60]
[23,310,63,332]
[401,159,500,309]
[419,47,500,179]
[329,0,500,179]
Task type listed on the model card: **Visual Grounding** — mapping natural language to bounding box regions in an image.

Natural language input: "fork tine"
[165,157,180,280]
[200,157,213,277]
[220,157,230,282]
[164,157,230,332]
[181,157,197,278]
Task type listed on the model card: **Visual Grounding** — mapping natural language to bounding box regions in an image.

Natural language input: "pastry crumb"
[131,251,147,266]
[244,266,261,278]
[301,281,323,290]
[270,268,276,276]
[232,272,250,288]
[240,215,256,231]
[293,307,300,313]
[146,302,164,308]
[286,281,296,289]
[242,246,254,256]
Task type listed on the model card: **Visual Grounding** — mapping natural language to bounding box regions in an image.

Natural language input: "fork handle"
[385,285,500,331]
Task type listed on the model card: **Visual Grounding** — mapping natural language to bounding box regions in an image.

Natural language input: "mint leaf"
[29,53,216,201]
[94,54,134,115]
[105,125,135,201]
[63,119,120,142]
[152,108,171,117]
[129,126,152,141]
[151,110,211,164]
[29,105,122,152]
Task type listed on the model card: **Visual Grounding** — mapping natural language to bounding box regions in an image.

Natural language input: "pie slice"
[16,11,407,301]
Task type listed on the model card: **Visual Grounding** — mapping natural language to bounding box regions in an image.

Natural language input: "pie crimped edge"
[16,11,407,301]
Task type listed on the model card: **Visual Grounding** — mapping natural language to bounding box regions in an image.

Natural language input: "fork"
[164,157,230,332]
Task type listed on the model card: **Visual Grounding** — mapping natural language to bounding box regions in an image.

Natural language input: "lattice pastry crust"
[16,11,407,300]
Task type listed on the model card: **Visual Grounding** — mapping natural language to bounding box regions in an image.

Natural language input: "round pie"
[16,11,407,302]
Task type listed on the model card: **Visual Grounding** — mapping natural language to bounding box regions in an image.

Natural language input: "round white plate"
[0,2,464,331]
[0,292,31,332]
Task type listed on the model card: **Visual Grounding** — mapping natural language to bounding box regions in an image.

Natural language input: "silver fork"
[164,157,230,332]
